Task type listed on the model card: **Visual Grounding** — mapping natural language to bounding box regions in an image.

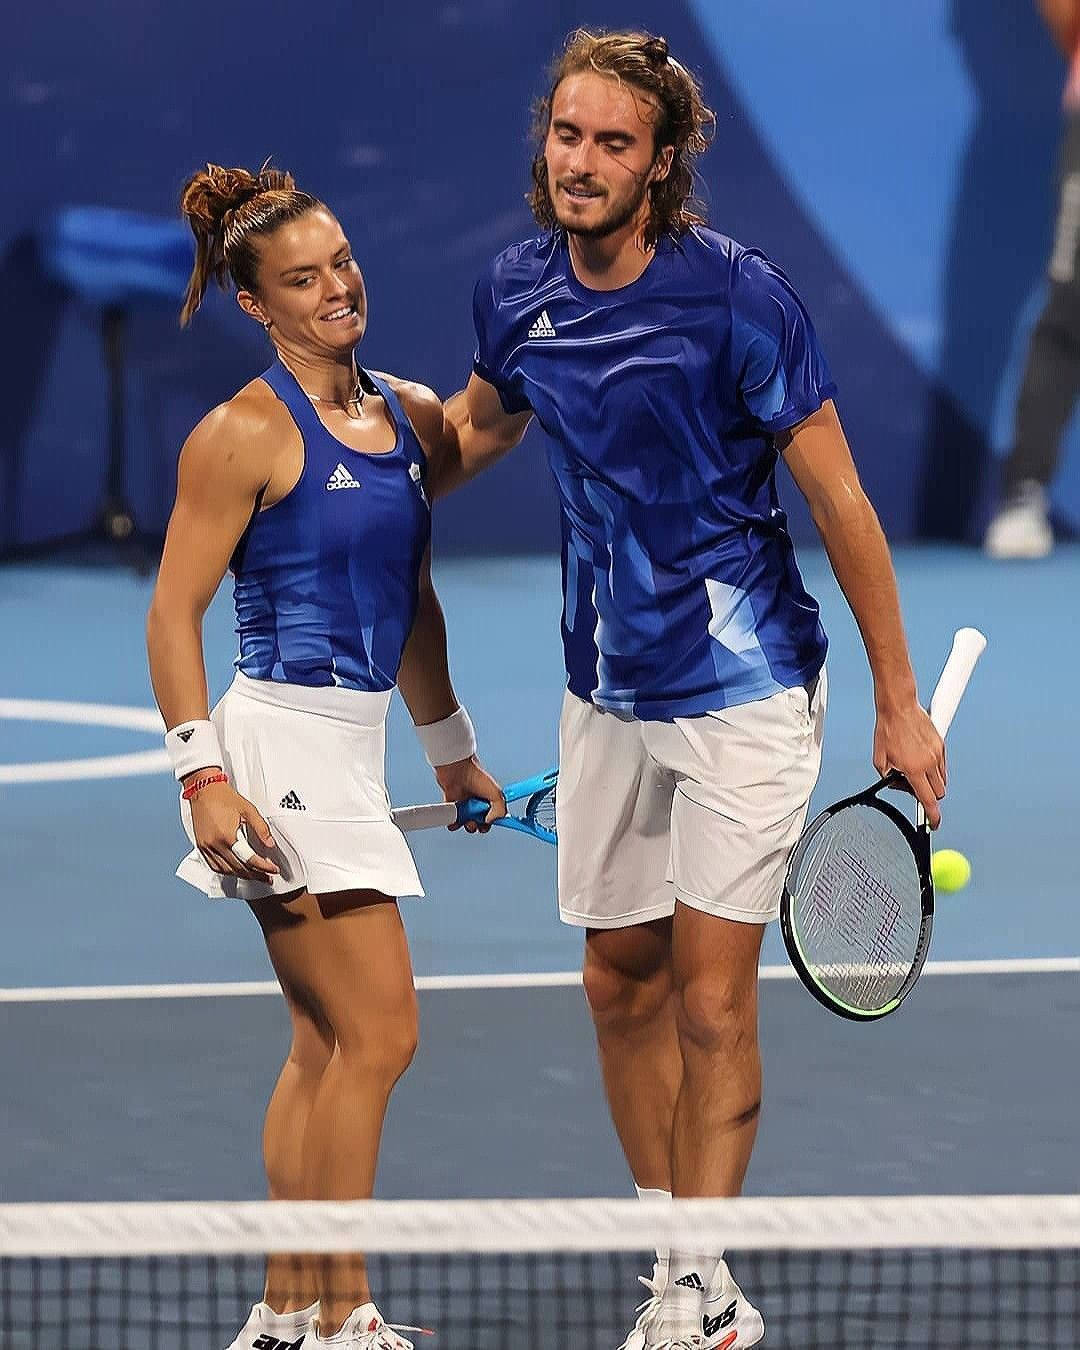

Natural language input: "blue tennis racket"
[391,768,557,845]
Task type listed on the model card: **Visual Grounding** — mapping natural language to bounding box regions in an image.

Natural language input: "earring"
[262,318,272,332]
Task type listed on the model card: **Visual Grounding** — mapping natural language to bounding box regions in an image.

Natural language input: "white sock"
[660,1252,723,1341]
[635,1183,672,1275]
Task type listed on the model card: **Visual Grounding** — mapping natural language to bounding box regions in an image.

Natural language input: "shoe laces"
[615,1275,663,1350]
[354,1315,431,1350]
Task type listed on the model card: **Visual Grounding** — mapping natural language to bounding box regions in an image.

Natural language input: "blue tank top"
[230,360,431,691]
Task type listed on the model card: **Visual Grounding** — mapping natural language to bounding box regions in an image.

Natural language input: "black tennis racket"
[780,627,987,1021]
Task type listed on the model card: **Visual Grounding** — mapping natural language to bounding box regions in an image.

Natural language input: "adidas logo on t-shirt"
[279,791,306,811]
[527,309,557,338]
[252,1335,305,1350]
[326,462,361,491]
[674,1271,705,1291]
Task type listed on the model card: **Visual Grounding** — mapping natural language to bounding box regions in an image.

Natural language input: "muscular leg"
[264,989,335,1311]
[250,888,419,1334]
[669,905,764,1198]
[583,917,681,1191]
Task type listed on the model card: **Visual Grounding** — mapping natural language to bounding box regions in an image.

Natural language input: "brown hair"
[529,29,715,249]
[178,161,323,326]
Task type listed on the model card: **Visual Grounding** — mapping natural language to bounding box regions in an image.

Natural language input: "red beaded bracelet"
[181,772,229,801]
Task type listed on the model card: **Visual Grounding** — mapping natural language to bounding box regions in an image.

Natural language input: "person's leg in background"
[987,114,1080,558]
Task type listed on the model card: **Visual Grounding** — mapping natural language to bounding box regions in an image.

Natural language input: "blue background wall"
[3,0,1077,555]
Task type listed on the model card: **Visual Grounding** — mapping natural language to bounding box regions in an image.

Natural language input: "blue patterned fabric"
[473,227,832,718]
[230,360,430,691]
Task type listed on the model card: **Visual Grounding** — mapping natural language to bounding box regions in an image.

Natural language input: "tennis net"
[1,1194,1077,1348]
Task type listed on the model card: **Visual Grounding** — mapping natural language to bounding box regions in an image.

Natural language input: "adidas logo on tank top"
[326,462,361,491]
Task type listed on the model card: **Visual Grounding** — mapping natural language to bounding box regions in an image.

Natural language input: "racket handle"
[929,627,987,738]
[391,801,458,832]
[390,797,492,832]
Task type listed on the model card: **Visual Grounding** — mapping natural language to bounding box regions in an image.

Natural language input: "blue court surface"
[1,546,1077,1202]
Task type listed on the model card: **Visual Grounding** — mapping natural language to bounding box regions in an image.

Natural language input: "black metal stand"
[95,305,154,572]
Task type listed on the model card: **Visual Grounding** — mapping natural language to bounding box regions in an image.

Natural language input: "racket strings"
[793,804,922,1011]
[525,786,557,837]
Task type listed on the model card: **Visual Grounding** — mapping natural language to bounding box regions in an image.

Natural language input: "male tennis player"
[435,29,946,1349]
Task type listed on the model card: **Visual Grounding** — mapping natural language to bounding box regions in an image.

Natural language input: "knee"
[676,975,756,1056]
[388,1005,419,1081]
[583,949,670,1033]
[337,993,419,1085]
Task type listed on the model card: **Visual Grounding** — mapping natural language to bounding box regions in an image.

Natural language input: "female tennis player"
[146,162,503,1350]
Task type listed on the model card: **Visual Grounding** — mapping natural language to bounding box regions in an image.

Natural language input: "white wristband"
[165,719,224,781]
[416,706,477,767]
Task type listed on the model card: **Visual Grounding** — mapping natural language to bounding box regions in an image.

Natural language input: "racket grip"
[391,801,459,832]
[391,797,496,832]
[928,627,987,738]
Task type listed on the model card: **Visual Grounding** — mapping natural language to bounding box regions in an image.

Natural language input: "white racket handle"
[928,627,987,738]
[392,801,459,833]
[232,829,256,864]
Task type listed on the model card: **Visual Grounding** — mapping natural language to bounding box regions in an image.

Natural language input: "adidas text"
[326,462,361,491]
[702,1298,738,1337]
[527,309,556,338]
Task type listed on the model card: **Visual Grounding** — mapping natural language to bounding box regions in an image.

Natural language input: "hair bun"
[180,163,284,235]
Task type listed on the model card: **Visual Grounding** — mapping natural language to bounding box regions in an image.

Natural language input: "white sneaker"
[617,1262,666,1350]
[308,1302,424,1349]
[225,1300,316,1349]
[646,1260,764,1350]
[698,1259,764,1348]
[984,480,1053,558]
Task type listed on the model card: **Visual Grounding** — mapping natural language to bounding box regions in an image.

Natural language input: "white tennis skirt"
[176,672,424,902]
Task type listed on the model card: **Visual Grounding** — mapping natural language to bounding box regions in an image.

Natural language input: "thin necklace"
[307,379,366,419]
[280,355,366,419]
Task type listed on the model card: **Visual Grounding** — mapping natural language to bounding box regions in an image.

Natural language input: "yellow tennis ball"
[931,848,971,892]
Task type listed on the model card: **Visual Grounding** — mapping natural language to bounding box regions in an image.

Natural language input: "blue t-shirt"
[473,226,833,719]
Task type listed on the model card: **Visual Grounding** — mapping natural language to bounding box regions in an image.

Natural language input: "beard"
[553,175,651,240]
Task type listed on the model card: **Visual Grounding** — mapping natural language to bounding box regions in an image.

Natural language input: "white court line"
[0,699,168,783]
[0,959,1077,1003]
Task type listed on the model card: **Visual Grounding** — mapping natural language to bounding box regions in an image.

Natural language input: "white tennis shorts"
[556,670,827,928]
[176,672,424,902]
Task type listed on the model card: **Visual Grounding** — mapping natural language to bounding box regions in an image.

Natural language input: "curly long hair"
[178,161,323,325]
[529,29,715,249]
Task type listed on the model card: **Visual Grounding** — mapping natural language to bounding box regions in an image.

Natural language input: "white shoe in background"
[984,480,1053,559]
